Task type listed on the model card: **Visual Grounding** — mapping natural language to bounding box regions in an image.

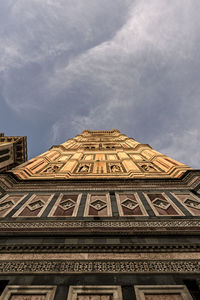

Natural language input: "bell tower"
[0,130,199,300]
[12,129,190,180]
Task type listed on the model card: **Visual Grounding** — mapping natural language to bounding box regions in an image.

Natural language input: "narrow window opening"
[183,280,200,300]
[0,280,9,295]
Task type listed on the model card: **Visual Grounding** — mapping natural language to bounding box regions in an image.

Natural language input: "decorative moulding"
[0,285,57,300]
[134,285,193,300]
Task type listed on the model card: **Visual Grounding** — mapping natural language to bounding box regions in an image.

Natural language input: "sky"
[0,0,200,168]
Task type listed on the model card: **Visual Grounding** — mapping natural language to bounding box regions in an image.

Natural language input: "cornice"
[0,170,200,192]
[0,219,200,235]
[0,243,200,254]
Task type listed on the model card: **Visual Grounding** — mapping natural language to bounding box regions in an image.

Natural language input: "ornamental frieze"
[0,260,200,274]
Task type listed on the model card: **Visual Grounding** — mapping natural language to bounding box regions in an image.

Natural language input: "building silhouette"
[0,130,200,299]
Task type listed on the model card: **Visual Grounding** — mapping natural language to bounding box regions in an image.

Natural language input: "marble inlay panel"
[12,194,54,218]
[84,194,112,217]
[172,192,200,216]
[0,194,27,217]
[116,193,148,216]
[48,194,82,217]
[143,193,184,216]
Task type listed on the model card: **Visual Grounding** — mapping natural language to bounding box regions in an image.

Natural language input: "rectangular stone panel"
[0,194,27,217]
[171,192,200,216]
[134,285,192,300]
[48,194,82,217]
[116,193,148,216]
[84,194,112,217]
[0,285,56,300]
[143,193,184,216]
[12,194,54,218]
[67,286,122,300]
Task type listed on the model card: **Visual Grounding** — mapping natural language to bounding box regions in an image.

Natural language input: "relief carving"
[152,198,170,210]
[0,200,14,211]
[43,165,60,173]
[0,260,200,274]
[110,164,121,172]
[184,199,200,210]
[28,200,44,211]
[79,165,90,173]
[140,163,157,172]
[90,199,107,211]
[59,198,75,210]
[121,198,138,210]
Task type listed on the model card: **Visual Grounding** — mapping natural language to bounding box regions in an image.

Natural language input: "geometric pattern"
[144,193,183,216]
[116,193,148,216]
[90,199,107,211]
[84,194,112,217]
[0,260,200,274]
[152,198,170,210]
[121,198,138,210]
[48,194,82,217]
[12,194,54,218]
[171,192,200,216]
[0,194,27,218]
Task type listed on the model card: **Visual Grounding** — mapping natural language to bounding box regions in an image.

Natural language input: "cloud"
[1,0,200,167]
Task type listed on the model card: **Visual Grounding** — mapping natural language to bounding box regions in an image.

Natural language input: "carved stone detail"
[0,243,199,254]
[90,199,107,211]
[79,165,90,173]
[12,194,54,218]
[152,198,170,210]
[28,200,44,211]
[0,200,14,211]
[139,163,158,172]
[43,164,61,173]
[84,194,112,217]
[48,194,82,217]
[0,219,200,231]
[121,198,138,210]
[59,199,75,210]
[184,199,200,210]
[171,192,200,216]
[0,194,28,218]
[110,164,121,173]
[0,260,199,274]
